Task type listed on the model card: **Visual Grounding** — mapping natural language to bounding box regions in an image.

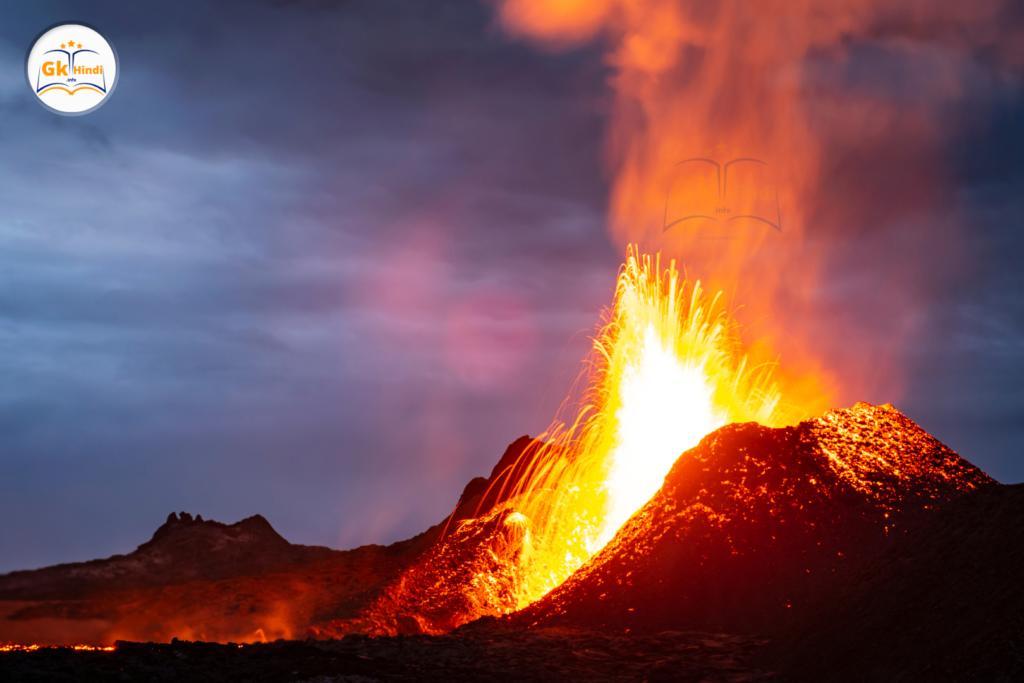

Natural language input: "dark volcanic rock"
[508,403,994,634]
[0,628,776,682]
[760,482,1024,683]
[0,523,431,645]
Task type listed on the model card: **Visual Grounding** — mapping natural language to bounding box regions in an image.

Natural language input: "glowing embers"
[0,644,115,652]
[503,248,785,607]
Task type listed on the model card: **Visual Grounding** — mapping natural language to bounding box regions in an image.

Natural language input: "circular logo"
[25,22,119,116]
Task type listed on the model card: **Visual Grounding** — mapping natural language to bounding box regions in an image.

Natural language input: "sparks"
[497,247,786,606]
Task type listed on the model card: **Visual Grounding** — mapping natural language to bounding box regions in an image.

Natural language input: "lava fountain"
[489,247,789,607]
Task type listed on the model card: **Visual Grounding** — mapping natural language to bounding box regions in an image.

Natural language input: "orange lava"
[0,644,116,652]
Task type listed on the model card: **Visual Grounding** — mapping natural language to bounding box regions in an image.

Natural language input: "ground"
[0,628,773,683]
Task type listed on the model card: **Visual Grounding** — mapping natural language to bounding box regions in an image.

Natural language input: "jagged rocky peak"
[165,511,204,524]
[139,512,289,557]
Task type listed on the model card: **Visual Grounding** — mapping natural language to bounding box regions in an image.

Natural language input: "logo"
[25,22,119,116]
[663,144,782,235]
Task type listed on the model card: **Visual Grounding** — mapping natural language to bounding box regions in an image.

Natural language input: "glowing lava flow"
[0,644,115,652]
[500,249,786,606]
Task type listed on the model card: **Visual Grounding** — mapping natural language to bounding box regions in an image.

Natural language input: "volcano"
[297,402,992,637]
[2,402,1016,681]
[504,402,993,634]
[0,403,994,643]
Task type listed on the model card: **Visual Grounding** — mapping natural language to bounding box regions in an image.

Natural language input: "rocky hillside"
[760,482,1024,683]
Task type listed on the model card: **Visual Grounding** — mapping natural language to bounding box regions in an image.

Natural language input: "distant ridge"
[0,512,339,602]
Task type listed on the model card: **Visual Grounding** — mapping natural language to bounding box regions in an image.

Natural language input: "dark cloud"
[0,0,616,572]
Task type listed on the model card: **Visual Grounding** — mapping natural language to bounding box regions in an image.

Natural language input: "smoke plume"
[493,0,1023,415]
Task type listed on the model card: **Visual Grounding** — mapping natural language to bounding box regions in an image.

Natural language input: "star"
[66,38,75,47]
[716,142,729,153]
[60,43,66,49]
[76,43,82,49]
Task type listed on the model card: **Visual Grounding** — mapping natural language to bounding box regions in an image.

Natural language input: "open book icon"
[35,47,108,97]
[663,157,782,233]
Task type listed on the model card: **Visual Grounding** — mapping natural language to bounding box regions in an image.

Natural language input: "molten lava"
[496,248,788,606]
[0,645,115,652]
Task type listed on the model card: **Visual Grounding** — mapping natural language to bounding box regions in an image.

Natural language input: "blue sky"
[0,0,1021,573]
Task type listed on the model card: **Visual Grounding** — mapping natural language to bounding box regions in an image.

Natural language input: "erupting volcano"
[0,250,1006,653]
[292,251,993,640]
[2,248,1018,682]
[462,248,789,608]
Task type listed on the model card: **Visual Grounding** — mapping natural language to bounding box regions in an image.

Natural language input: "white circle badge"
[25,23,119,115]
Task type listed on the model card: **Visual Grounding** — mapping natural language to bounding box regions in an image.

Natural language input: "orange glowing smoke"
[498,0,851,416]
[493,248,791,606]
[493,0,1023,412]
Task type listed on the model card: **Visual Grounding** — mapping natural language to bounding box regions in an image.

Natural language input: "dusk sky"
[1,0,1022,574]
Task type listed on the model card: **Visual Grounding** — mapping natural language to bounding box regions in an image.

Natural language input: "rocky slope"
[760,482,1024,683]
[309,508,531,637]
